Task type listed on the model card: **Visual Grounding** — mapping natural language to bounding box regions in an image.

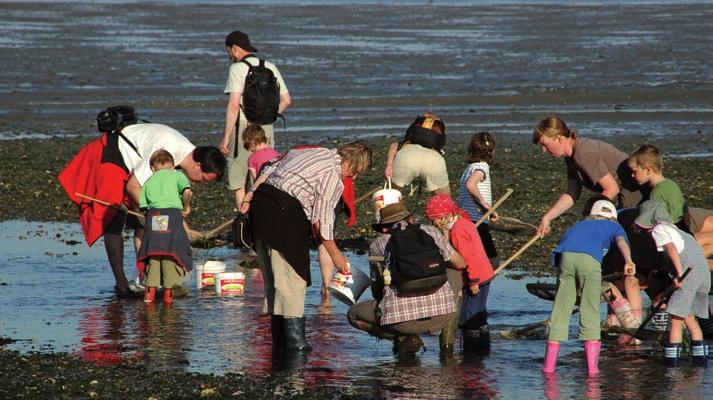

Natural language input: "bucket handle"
[384,177,392,190]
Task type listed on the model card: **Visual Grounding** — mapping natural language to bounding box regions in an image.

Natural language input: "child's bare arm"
[615,236,636,275]
[663,242,684,286]
[182,188,193,216]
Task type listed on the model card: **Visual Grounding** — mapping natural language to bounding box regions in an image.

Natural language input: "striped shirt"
[369,222,456,325]
[264,148,343,240]
[458,162,492,222]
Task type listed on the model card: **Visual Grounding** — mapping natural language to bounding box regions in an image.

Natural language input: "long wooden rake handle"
[75,192,144,219]
[493,233,541,276]
[475,188,514,227]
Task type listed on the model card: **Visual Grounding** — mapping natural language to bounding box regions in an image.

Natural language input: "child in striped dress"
[458,132,499,267]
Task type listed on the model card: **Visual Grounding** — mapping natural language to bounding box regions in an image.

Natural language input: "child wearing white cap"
[542,198,635,377]
[635,199,710,368]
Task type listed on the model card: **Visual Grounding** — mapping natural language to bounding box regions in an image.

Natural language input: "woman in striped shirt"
[244,141,373,352]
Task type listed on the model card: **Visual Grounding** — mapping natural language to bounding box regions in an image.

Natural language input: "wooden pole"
[355,186,381,206]
[493,233,541,276]
[203,218,235,240]
[74,192,144,219]
[474,188,514,227]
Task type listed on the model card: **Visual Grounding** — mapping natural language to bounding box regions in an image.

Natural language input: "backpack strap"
[116,129,141,158]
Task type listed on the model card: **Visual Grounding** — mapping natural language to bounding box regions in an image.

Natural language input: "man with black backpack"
[219,31,291,211]
[347,201,466,356]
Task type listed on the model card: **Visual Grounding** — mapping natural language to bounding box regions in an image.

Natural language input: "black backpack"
[385,224,448,296]
[240,56,280,125]
[96,105,137,134]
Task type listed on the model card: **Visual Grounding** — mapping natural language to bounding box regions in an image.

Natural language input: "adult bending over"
[59,118,226,297]
[532,116,646,236]
[244,141,372,352]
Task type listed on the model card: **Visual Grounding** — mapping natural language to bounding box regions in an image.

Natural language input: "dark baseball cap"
[225,31,257,52]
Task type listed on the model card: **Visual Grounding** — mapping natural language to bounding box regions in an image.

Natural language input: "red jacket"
[57,134,130,246]
[449,217,494,286]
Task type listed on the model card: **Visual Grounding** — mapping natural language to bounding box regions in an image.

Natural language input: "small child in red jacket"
[426,194,495,353]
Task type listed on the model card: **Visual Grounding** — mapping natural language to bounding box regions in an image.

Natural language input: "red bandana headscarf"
[425,194,470,221]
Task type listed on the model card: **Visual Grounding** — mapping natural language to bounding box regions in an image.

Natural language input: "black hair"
[193,146,226,180]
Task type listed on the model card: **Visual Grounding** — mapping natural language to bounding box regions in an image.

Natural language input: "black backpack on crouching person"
[385,224,448,296]
[240,55,280,125]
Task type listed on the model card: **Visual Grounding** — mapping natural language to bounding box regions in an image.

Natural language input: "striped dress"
[458,162,492,223]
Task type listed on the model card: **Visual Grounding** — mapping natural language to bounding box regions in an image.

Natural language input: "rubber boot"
[664,342,680,367]
[478,324,491,353]
[542,340,560,374]
[462,329,481,354]
[584,340,601,377]
[144,286,156,303]
[691,340,708,368]
[284,317,312,352]
[271,315,286,349]
[439,296,462,355]
[393,334,423,356]
[163,288,174,304]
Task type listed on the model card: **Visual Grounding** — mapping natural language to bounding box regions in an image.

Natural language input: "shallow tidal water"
[1,220,712,399]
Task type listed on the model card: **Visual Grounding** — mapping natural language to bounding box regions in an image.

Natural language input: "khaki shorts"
[391,144,449,192]
[686,207,713,234]
[227,116,275,191]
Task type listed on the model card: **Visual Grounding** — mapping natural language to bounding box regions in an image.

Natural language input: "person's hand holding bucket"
[372,178,402,223]
[328,265,371,305]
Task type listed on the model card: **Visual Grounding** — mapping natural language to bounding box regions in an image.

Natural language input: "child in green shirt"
[137,149,193,304]
[628,144,688,231]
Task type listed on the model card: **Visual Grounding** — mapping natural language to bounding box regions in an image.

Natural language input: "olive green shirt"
[650,178,687,224]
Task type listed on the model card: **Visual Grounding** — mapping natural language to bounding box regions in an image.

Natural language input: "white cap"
[590,200,617,220]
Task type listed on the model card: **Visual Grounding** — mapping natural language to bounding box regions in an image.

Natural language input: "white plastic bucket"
[214,272,246,296]
[195,260,226,290]
[328,266,371,306]
[372,179,402,223]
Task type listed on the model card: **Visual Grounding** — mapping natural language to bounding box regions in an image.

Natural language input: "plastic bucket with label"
[195,260,226,290]
[214,272,245,296]
[328,266,371,305]
[372,178,402,223]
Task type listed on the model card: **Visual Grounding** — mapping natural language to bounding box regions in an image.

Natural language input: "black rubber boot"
[271,315,286,349]
[664,342,680,367]
[462,329,481,354]
[692,340,708,368]
[478,324,491,353]
[284,317,312,352]
[393,334,424,356]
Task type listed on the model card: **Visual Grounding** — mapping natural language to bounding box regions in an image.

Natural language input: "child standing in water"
[634,200,710,368]
[543,199,635,376]
[458,132,500,267]
[137,149,194,304]
[425,194,494,354]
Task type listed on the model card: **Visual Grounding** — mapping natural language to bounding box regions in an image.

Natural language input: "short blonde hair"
[628,144,662,173]
[242,123,267,150]
[149,149,174,169]
[338,140,373,176]
[532,115,577,144]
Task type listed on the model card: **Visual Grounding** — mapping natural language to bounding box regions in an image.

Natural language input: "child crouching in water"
[634,200,710,367]
[137,149,194,304]
[543,199,635,376]
[426,194,495,353]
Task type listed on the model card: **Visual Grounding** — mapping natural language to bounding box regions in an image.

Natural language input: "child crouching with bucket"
[425,194,494,354]
[543,199,635,376]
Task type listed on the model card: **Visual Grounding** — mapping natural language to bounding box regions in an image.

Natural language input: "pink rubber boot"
[584,340,601,377]
[542,340,560,374]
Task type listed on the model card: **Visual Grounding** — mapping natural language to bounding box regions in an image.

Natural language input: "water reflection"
[3,221,713,398]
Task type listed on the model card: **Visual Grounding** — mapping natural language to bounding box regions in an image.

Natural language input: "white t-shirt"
[118,123,196,186]
[651,222,685,253]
